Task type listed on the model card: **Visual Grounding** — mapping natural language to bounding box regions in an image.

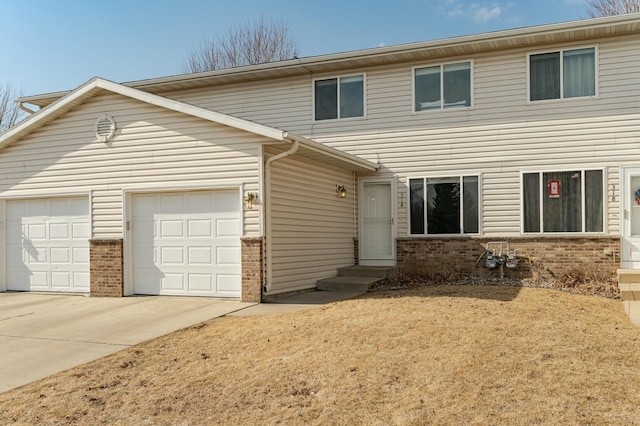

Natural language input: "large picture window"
[314,75,364,120]
[522,170,603,233]
[529,47,596,101]
[409,176,479,235]
[414,61,471,111]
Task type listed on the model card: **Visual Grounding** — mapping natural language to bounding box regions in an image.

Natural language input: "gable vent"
[95,114,116,142]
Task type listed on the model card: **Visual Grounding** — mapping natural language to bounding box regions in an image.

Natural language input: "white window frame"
[312,73,367,122]
[520,168,606,235]
[407,174,482,237]
[412,60,474,113]
[526,45,599,103]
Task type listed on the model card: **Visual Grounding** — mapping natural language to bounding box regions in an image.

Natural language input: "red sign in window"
[548,179,560,198]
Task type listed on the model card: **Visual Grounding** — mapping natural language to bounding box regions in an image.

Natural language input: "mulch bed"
[369,274,619,299]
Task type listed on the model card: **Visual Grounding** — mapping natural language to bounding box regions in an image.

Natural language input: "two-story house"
[1,13,639,301]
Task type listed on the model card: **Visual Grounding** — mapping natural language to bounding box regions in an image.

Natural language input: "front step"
[316,266,397,292]
[617,269,640,301]
[337,265,397,279]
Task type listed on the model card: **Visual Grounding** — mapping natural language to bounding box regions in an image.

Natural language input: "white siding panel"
[0,93,263,238]
[268,149,355,294]
[157,34,640,239]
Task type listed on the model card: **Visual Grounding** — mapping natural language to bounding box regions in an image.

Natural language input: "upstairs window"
[529,47,596,101]
[414,61,471,111]
[522,170,603,233]
[409,175,479,235]
[314,75,364,120]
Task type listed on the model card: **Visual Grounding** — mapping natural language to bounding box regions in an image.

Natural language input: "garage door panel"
[72,222,91,239]
[49,223,70,239]
[160,220,184,238]
[6,197,90,293]
[74,272,90,289]
[50,247,71,263]
[160,246,185,264]
[188,247,212,264]
[216,219,240,237]
[187,193,214,213]
[27,247,47,263]
[217,246,241,265]
[217,275,241,295]
[187,220,212,238]
[73,247,90,264]
[27,224,47,240]
[51,271,71,288]
[132,190,241,297]
[213,191,240,213]
[162,274,185,291]
[188,274,213,292]
[160,194,184,213]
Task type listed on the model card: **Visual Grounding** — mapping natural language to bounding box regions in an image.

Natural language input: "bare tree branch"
[585,0,640,17]
[0,83,23,134]
[182,16,298,73]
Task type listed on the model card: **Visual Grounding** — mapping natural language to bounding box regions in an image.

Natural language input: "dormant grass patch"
[1,285,640,425]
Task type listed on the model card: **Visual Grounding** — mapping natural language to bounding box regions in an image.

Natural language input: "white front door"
[622,167,640,266]
[360,180,395,265]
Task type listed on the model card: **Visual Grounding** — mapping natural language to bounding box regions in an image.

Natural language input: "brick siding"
[241,237,264,302]
[89,239,124,297]
[397,236,620,279]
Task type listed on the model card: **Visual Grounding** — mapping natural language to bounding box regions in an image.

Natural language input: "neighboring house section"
[6,14,640,299]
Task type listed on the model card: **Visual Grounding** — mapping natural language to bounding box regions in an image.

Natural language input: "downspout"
[263,139,299,294]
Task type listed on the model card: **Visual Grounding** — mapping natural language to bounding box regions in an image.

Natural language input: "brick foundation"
[397,236,620,279]
[89,239,124,297]
[241,237,264,302]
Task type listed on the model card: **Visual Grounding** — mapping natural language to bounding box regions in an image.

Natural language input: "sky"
[0,0,590,97]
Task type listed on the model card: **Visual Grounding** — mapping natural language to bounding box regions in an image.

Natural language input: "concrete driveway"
[0,292,255,393]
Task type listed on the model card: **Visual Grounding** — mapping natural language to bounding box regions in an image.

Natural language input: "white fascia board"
[286,133,378,172]
[0,78,287,150]
[94,79,287,141]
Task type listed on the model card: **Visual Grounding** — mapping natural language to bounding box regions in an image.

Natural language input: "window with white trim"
[409,175,479,235]
[414,61,471,111]
[529,47,596,101]
[314,75,364,120]
[522,170,603,233]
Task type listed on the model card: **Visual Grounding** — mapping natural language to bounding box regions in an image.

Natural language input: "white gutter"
[263,140,299,294]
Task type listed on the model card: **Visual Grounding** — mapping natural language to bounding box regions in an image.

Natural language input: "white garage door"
[6,197,90,293]
[132,190,242,297]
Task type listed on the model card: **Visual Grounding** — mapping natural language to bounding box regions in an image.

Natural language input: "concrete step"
[617,269,640,301]
[316,275,382,292]
[337,266,397,278]
[618,283,640,301]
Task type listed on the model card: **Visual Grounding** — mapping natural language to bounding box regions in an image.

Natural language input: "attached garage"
[6,196,90,293]
[131,189,242,297]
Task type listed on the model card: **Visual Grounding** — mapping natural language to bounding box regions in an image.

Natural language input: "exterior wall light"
[245,192,257,209]
[336,185,347,198]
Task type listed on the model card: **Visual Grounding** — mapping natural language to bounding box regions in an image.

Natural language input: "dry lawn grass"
[1,286,640,425]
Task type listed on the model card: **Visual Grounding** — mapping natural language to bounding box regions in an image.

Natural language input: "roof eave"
[16,13,640,107]
[285,134,378,172]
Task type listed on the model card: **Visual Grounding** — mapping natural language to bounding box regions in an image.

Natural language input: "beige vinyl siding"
[0,92,264,238]
[268,148,355,294]
[160,33,640,238]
